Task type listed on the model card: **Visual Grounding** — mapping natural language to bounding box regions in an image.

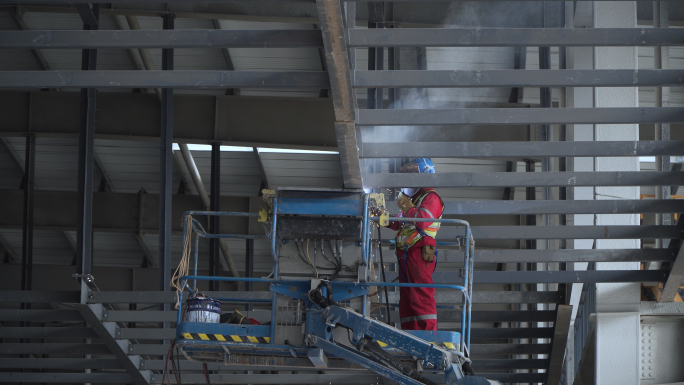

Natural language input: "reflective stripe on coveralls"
[399,313,438,324]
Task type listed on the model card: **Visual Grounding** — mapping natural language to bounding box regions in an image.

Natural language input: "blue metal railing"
[176,193,475,354]
[177,275,471,354]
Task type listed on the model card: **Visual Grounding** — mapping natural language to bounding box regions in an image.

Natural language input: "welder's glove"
[396,193,414,215]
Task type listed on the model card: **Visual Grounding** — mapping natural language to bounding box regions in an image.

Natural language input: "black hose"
[377,226,391,325]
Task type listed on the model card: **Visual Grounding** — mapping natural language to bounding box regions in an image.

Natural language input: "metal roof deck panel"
[0,49,44,71]
[3,137,80,192]
[22,11,81,30]
[189,150,263,196]
[88,232,150,268]
[220,20,322,73]
[260,152,343,189]
[95,139,181,194]
[0,11,16,30]
[0,229,74,266]
[0,141,23,189]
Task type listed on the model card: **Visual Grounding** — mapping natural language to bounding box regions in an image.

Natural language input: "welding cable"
[306,240,318,278]
[170,345,181,385]
[294,239,312,272]
[162,340,177,385]
[202,363,211,385]
[320,239,339,269]
[320,239,343,281]
[294,239,338,272]
[175,344,182,385]
[377,226,392,325]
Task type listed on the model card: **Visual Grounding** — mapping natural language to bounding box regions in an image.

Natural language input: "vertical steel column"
[415,47,428,101]
[386,4,397,107]
[209,142,221,291]
[245,239,254,311]
[538,2,556,334]
[654,1,671,251]
[159,14,175,299]
[367,2,384,110]
[76,5,99,284]
[21,134,35,294]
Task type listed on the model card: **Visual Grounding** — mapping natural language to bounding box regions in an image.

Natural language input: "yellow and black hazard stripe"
[181,333,270,343]
[375,340,458,350]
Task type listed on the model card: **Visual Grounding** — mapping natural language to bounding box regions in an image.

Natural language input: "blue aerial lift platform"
[172,189,497,385]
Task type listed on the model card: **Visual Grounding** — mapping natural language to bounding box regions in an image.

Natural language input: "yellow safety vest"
[395,189,444,250]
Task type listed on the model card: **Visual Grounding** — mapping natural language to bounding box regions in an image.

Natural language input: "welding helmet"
[413,158,436,174]
[399,158,435,197]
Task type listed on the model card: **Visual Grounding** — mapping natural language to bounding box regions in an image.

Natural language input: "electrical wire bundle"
[170,215,193,309]
[294,239,347,280]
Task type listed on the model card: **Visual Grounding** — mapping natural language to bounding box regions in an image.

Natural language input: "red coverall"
[388,188,443,330]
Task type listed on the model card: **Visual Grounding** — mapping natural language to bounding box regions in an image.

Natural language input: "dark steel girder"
[120,325,555,340]
[388,290,563,305]
[0,29,323,49]
[0,290,80,303]
[362,140,684,158]
[473,249,675,263]
[87,290,559,305]
[0,309,83,322]
[0,343,111,355]
[386,270,668,284]
[316,0,363,189]
[0,70,330,89]
[349,28,684,47]
[0,358,122,370]
[353,69,684,88]
[475,359,549,370]
[357,107,684,126]
[472,344,550,356]
[365,171,684,188]
[75,4,98,26]
[0,327,98,339]
[471,327,554,339]
[140,357,547,371]
[443,199,684,215]
[451,225,684,240]
[146,373,546,385]
[0,373,132,383]
[0,91,338,148]
[134,342,552,357]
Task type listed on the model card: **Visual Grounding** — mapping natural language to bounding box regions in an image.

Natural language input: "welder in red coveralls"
[387,158,444,331]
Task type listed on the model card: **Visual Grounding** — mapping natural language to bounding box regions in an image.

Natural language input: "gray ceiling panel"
[95,139,181,194]
[0,229,74,266]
